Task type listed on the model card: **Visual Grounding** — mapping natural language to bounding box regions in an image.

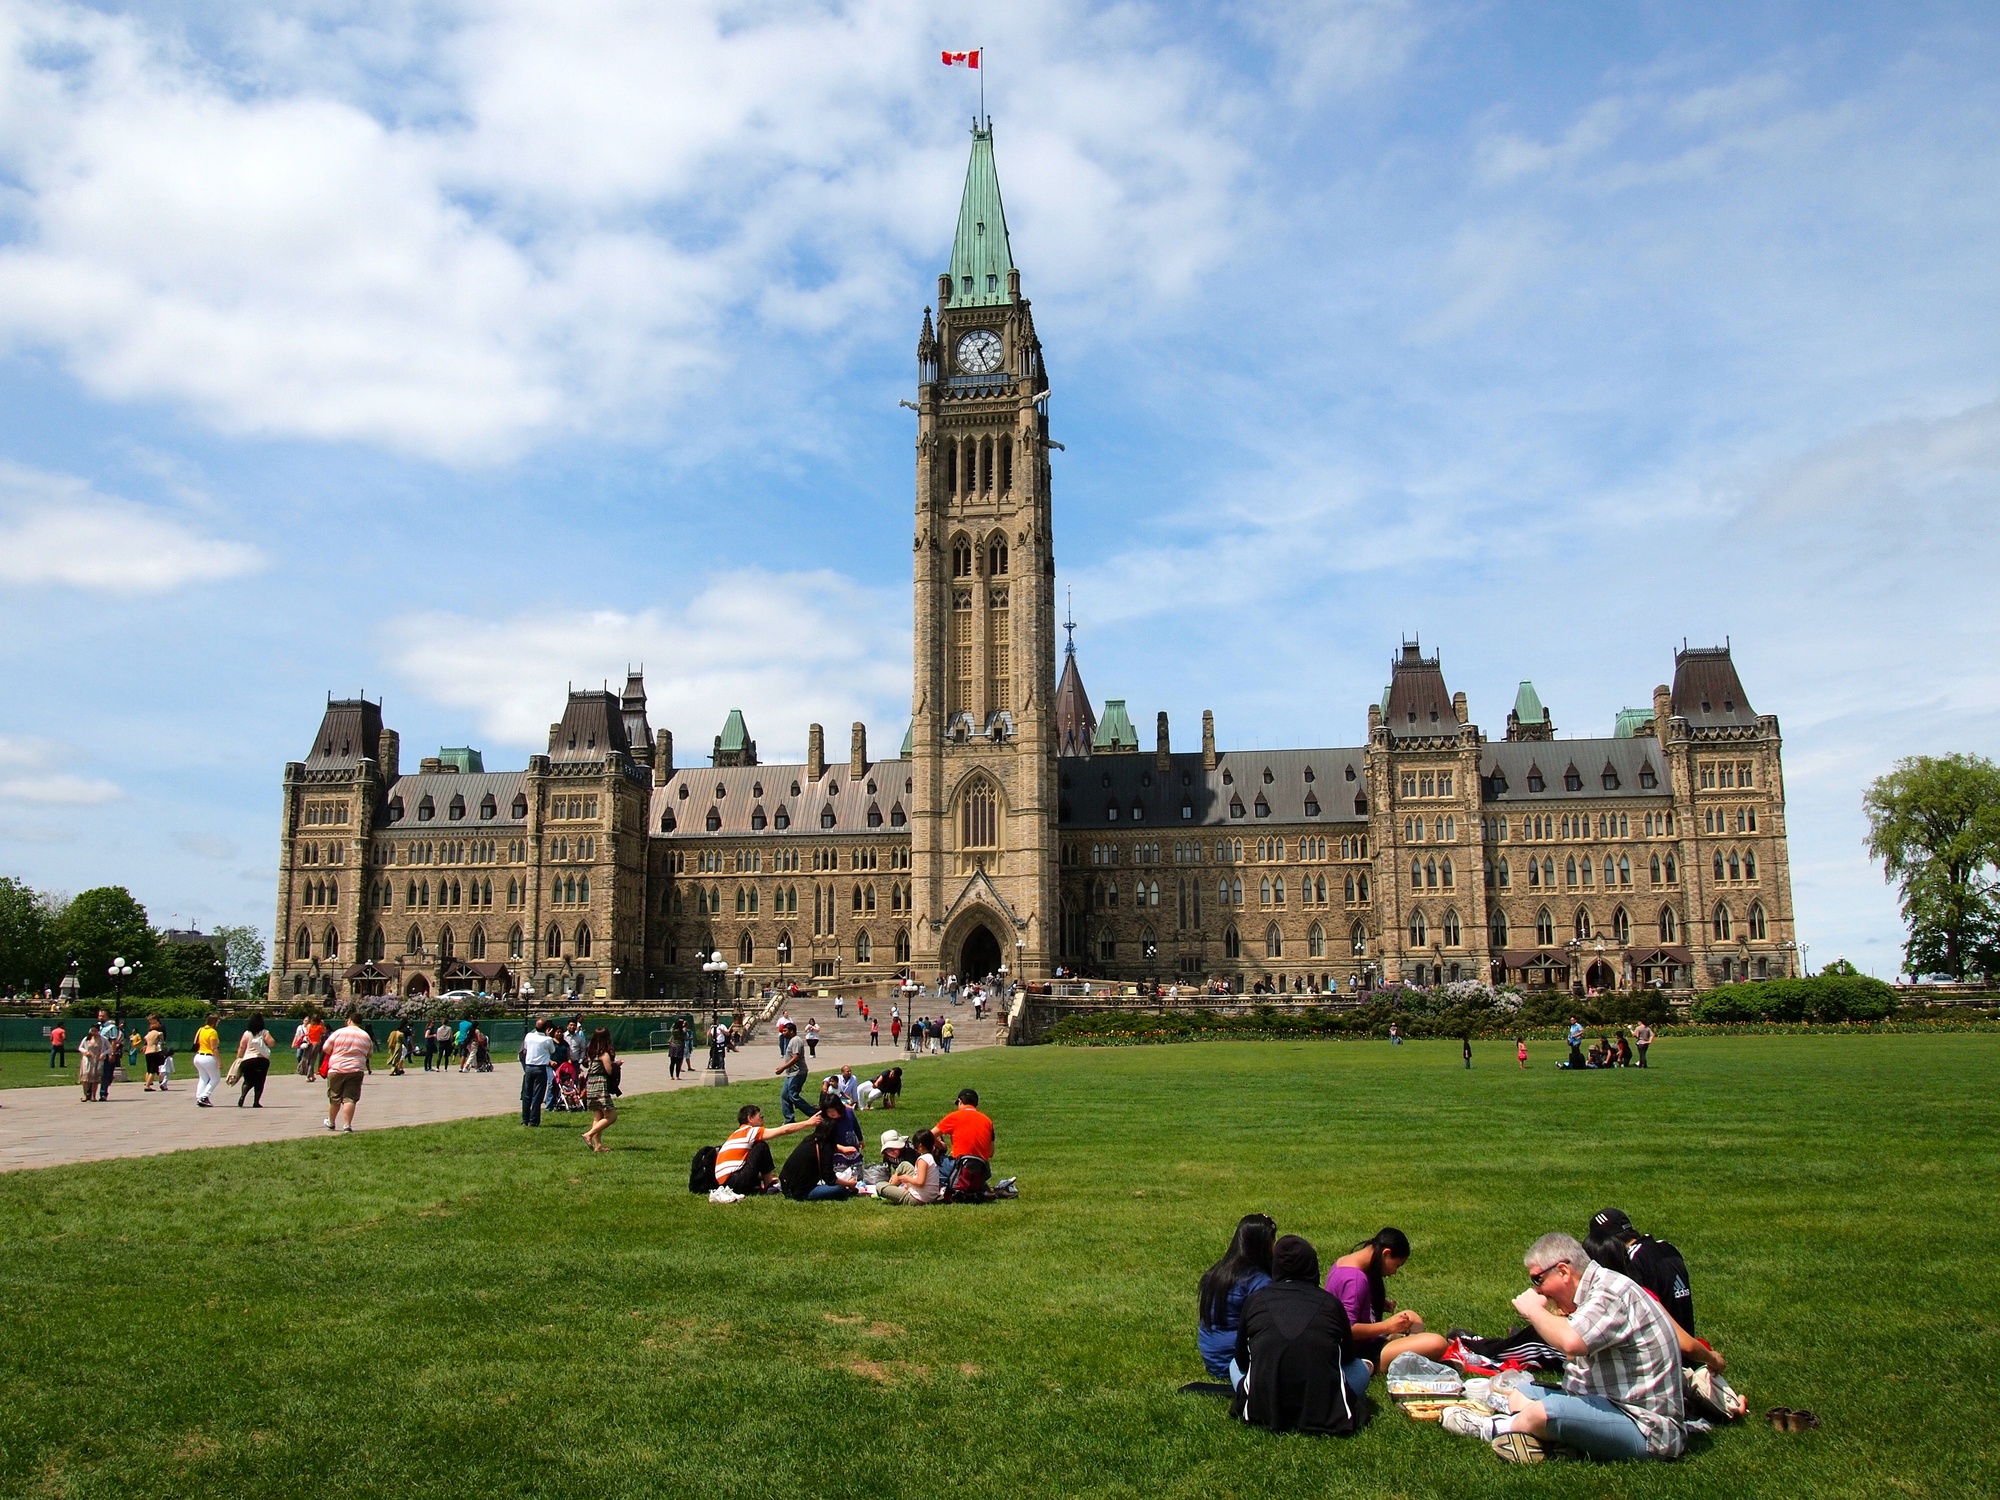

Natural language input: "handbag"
[224,1059,242,1085]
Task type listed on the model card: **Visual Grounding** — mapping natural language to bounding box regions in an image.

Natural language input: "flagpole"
[979,47,986,128]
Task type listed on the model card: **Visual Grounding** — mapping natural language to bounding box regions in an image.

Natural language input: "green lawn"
[1,1034,1994,1499]
[0,1049,313,1090]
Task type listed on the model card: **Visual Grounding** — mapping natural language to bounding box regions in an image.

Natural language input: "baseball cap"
[1590,1207,1634,1238]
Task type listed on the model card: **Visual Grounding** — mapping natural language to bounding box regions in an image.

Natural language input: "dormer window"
[753,782,764,797]
[660,810,676,831]
[1101,773,1111,789]
[791,781,801,796]
[750,806,767,831]
[1107,805,1119,821]
[1355,795,1369,814]
[479,794,497,820]
[512,794,529,817]
[387,797,404,822]
[820,807,837,829]
[828,780,840,796]
[1527,767,1546,793]
[715,783,726,798]
[1345,764,1356,782]
[1564,766,1583,792]
[1131,801,1145,821]
[774,806,791,830]
[1229,798,1245,819]
[706,808,722,831]
[1490,771,1509,794]
[1304,796,1320,817]
[1601,765,1621,791]
[1181,803,1193,820]
[448,794,466,821]
[677,784,689,799]
[1303,766,1315,782]
[417,796,435,821]
[867,803,883,828]
[890,803,906,827]
[1222,769,1234,784]
[1262,767,1274,784]
[1639,764,1658,789]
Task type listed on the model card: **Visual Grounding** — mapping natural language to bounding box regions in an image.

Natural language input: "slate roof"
[1671,646,1757,728]
[650,763,912,838]
[382,771,529,828]
[1060,749,1370,831]
[1384,644,1459,739]
[549,691,631,761]
[1055,651,1096,757]
[1480,739,1670,802]
[304,699,383,768]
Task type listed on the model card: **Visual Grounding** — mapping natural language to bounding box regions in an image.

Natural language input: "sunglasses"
[1527,1265,1563,1288]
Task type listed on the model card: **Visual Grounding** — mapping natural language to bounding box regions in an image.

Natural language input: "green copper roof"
[947,125,1014,307]
[900,721,914,758]
[1512,681,1548,726]
[1613,708,1654,738]
[437,746,483,773]
[1093,698,1139,751]
[717,709,751,753]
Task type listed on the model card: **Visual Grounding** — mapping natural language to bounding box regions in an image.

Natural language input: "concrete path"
[0,1017,996,1173]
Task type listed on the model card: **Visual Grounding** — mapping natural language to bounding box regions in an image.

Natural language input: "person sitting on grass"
[932,1088,995,1179]
[1582,1208,1727,1375]
[714,1104,817,1196]
[877,1128,944,1204]
[820,1095,865,1177]
[779,1114,858,1201]
[869,1065,904,1110]
[1230,1234,1371,1435]
[1197,1213,1276,1380]
[1440,1231,1684,1463]
[1324,1227,1452,1373]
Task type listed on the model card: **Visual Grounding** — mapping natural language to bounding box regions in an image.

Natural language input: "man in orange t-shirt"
[933,1088,995,1163]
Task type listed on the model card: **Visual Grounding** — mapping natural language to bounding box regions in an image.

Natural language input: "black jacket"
[1230,1280,1367,1436]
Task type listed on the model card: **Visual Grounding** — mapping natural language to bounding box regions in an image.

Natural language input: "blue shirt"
[1197,1270,1272,1377]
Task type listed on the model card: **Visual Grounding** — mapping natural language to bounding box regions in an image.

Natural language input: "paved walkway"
[1,1020,995,1173]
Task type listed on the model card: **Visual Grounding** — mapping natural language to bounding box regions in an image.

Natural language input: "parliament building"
[272,125,1798,1007]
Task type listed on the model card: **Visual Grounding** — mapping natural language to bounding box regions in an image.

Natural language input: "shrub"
[63,996,213,1020]
[1689,973,1899,1024]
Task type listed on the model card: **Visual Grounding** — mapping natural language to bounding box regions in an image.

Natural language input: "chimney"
[1201,710,1217,771]
[850,722,867,777]
[1368,703,1383,735]
[654,728,674,785]
[807,723,825,781]
[1452,691,1468,725]
[1653,683,1672,720]
[419,756,445,774]
[378,728,400,785]
[1156,711,1171,771]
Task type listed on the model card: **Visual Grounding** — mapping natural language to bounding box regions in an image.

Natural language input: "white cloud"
[0,461,263,591]
[386,568,911,763]
[0,734,123,804]
[173,832,240,860]
[0,0,1286,462]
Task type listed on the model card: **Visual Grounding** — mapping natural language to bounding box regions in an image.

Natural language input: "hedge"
[1688,973,1900,1024]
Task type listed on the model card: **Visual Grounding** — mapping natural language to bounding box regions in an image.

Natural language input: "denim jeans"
[521,1064,548,1125]
[1228,1357,1373,1404]
[804,1183,853,1200]
[1529,1390,1652,1460]
[779,1069,808,1123]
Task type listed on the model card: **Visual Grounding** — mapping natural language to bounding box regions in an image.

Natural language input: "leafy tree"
[0,876,54,992]
[1863,755,2000,980]
[153,940,231,1000]
[212,924,267,997]
[49,887,159,1000]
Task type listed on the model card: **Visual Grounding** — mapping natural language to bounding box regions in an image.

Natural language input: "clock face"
[955,328,1004,375]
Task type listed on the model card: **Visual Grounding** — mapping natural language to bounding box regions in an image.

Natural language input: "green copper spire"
[947,124,1015,308]
[1512,681,1548,727]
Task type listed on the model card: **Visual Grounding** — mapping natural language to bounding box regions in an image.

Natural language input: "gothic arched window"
[962,781,997,847]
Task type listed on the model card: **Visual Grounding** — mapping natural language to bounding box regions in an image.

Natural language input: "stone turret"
[807,723,825,781]
[850,722,868,777]
[1201,710,1217,770]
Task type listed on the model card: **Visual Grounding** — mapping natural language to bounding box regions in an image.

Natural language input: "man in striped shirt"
[322,1011,376,1133]
[713,1104,817,1196]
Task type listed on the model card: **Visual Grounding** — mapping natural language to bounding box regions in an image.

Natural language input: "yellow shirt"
[194,1026,220,1056]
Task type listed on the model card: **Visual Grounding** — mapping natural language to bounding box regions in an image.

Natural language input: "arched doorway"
[1585,960,1615,992]
[959,924,1001,982]
[405,974,430,997]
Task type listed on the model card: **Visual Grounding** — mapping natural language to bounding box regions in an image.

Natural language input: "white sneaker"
[1441,1406,1504,1442]
[707,1186,744,1204]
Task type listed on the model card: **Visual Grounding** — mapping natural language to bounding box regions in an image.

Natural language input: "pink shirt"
[323,1025,374,1074]
[1323,1264,1377,1327]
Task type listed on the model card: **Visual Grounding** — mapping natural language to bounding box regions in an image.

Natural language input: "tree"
[153,940,231,1000]
[212,924,267,997]
[1863,754,2000,980]
[0,877,54,992]
[49,887,158,999]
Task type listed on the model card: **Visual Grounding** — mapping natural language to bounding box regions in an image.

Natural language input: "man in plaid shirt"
[1444,1230,1684,1462]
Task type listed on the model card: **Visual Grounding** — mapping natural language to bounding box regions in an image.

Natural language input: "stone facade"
[271,126,1798,1006]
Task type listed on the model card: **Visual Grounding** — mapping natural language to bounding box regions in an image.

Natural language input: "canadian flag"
[941,49,980,68]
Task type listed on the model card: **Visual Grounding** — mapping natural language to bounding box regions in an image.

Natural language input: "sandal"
[1766,1408,1793,1431]
[1787,1410,1820,1433]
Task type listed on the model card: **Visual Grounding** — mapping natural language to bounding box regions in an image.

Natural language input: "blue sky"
[2,1,1996,974]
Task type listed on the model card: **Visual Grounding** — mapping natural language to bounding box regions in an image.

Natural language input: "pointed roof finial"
[1063,587,1077,658]
[948,120,1015,307]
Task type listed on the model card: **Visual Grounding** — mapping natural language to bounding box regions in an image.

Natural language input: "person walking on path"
[869,1018,880,1048]
[193,1013,223,1106]
[419,1022,436,1071]
[77,1027,103,1101]
[805,1018,820,1060]
[1566,1018,1586,1070]
[667,1026,686,1080]
[582,1028,618,1152]
[775,1022,810,1124]
[386,1025,406,1075]
[233,1014,275,1106]
[520,1019,555,1127]
[1463,1035,1473,1070]
[321,1010,375,1133]
[1517,1037,1529,1071]
[93,1010,120,1100]
[941,1018,954,1054]
[1389,1021,1402,1046]
[48,1022,65,1069]
[292,1018,313,1076]
[889,1015,902,1050]
[1632,1021,1654,1068]
[142,1016,168,1091]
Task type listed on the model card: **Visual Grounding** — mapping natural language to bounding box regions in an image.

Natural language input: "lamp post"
[107,957,135,1035]
[520,980,535,1041]
[702,950,731,1087]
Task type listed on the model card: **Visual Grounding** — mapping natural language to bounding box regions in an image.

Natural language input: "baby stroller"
[550,1058,588,1113]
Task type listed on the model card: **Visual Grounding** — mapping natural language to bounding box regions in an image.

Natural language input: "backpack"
[943,1154,992,1203]
[688,1145,719,1194]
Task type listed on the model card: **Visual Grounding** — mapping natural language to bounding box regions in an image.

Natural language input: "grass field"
[1,1034,1994,1499]
[0,1049,312,1091]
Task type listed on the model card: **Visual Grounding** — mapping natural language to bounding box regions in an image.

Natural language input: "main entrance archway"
[1585,960,1616,992]
[958,924,1002,983]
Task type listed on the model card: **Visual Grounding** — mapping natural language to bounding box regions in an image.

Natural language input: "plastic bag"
[1479,1369,1538,1412]
[1386,1352,1464,1398]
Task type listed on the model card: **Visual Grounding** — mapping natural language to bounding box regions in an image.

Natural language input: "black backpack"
[944,1154,992,1203]
[689,1145,719,1194]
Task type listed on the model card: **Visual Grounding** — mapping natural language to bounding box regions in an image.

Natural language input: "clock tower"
[909,121,1059,986]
